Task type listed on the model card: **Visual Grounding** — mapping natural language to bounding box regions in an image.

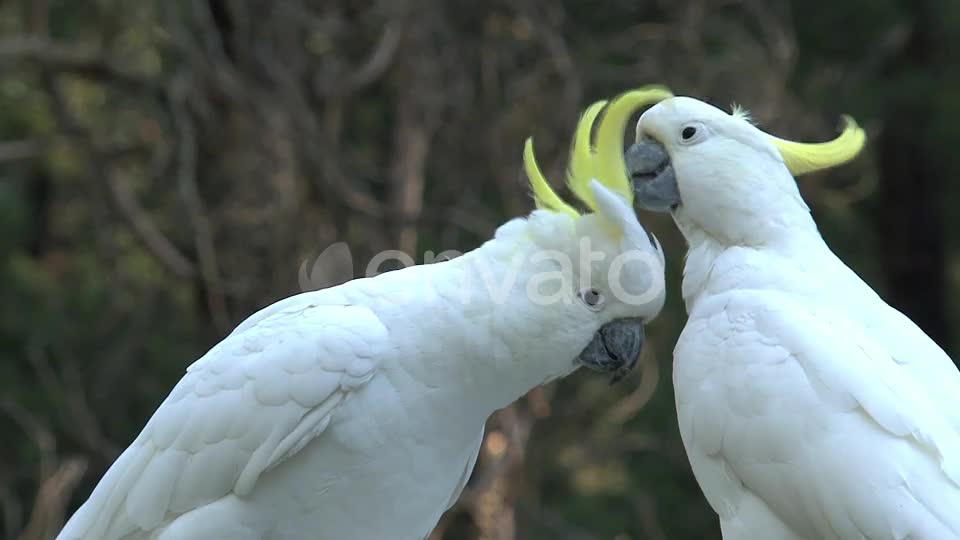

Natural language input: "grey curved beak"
[576,318,645,384]
[626,139,680,212]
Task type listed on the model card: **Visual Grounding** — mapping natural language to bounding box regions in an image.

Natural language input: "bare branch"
[169,73,232,332]
[107,176,199,278]
[391,114,431,255]
[16,458,87,540]
[313,20,406,97]
[41,74,199,279]
[316,99,388,220]
[28,345,117,461]
[0,37,159,95]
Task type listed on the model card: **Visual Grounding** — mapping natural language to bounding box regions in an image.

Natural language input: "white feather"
[58,205,667,540]
[637,95,960,539]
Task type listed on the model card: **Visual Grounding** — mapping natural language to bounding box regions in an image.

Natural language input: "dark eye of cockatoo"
[678,121,708,145]
[579,288,604,309]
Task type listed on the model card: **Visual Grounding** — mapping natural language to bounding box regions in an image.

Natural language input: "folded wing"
[58,301,388,540]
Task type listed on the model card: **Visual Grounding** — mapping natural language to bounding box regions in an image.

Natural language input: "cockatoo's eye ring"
[678,122,707,145]
[579,288,604,310]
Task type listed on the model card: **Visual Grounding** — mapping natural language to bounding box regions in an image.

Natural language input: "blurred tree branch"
[0,37,161,96]
[41,73,198,279]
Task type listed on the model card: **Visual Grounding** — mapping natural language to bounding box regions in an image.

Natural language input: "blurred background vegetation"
[1,0,959,539]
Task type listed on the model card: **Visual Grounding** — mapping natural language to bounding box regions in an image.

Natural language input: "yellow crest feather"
[770,115,866,176]
[572,86,674,211]
[523,85,673,217]
[523,138,578,217]
[566,100,609,205]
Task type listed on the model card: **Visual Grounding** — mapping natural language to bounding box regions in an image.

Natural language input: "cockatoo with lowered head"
[625,95,960,539]
[57,87,671,540]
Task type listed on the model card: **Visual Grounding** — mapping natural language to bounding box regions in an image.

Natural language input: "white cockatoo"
[57,88,671,540]
[625,95,960,539]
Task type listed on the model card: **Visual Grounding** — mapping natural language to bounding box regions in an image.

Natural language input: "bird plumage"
[59,88,671,540]
[630,95,960,539]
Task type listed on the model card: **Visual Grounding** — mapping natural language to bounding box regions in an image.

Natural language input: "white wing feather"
[676,290,960,540]
[444,430,483,512]
[58,300,387,540]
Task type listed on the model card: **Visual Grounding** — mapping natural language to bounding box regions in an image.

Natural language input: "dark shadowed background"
[2,1,958,539]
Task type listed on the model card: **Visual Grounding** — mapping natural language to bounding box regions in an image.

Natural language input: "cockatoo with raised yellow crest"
[56,88,670,540]
[626,95,960,539]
